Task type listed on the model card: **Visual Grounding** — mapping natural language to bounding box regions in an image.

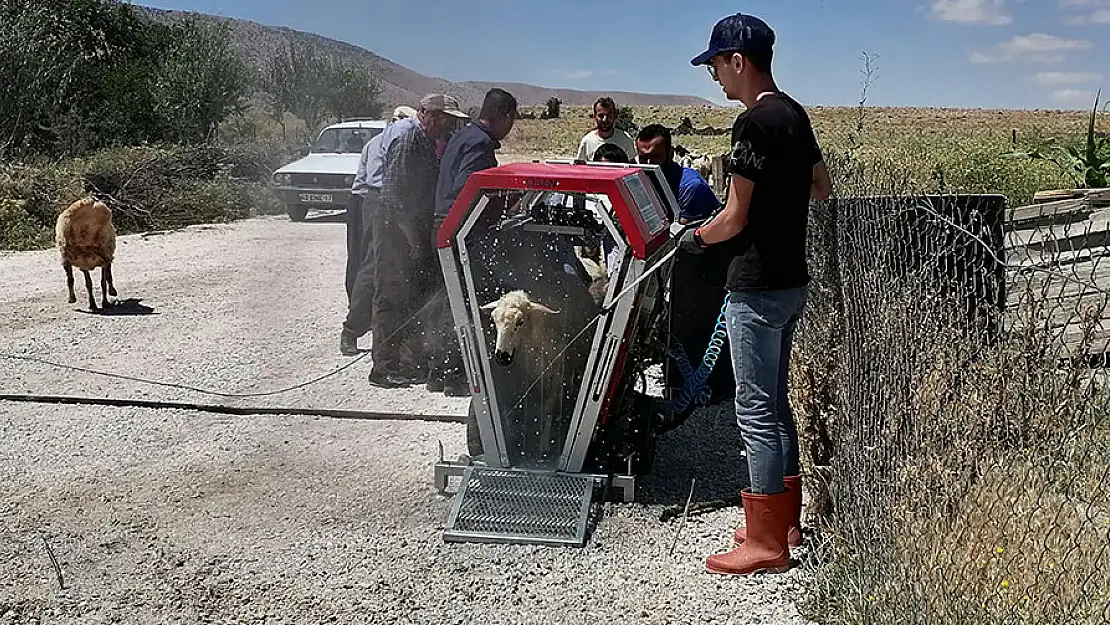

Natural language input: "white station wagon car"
[272,119,389,221]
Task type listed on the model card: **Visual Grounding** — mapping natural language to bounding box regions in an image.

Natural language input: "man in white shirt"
[575,97,636,161]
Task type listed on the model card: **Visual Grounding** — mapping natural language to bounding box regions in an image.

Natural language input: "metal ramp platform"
[443,467,598,547]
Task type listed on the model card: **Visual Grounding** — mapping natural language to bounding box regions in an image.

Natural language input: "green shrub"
[0,143,292,250]
[162,175,252,227]
[542,97,561,120]
[616,106,637,133]
[241,181,285,216]
[0,198,52,251]
[1006,90,1109,190]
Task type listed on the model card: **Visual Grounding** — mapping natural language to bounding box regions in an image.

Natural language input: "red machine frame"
[437,162,672,258]
[434,161,681,501]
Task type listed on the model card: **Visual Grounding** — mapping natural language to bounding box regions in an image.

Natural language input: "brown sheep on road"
[55,197,117,312]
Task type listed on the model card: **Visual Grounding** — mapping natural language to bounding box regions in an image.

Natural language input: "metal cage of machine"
[431,160,724,547]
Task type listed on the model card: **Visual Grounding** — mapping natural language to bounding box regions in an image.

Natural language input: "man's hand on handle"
[678,227,708,255]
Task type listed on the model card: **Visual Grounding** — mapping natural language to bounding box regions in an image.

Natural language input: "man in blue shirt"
[634,123,721,223]
[427,88,519,396]
[341,106,418,356]
[345,106,418,308]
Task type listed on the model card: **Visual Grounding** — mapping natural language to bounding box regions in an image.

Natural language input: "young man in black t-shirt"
[682,12,832,577]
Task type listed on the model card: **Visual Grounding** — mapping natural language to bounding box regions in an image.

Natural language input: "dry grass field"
[503,104,1106,207]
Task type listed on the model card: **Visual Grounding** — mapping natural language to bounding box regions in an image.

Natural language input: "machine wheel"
[465,400,483,458]
[286,204,308,222]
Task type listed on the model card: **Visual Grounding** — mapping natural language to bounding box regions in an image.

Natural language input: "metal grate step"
[443,467,597,547]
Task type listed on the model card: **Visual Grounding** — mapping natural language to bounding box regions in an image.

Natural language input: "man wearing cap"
[341,105,419,355]
[427,88,520,396]
[365,93,469,388]
[680,12,832,577]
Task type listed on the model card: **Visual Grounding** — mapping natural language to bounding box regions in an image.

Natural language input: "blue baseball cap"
[690,12,775,66]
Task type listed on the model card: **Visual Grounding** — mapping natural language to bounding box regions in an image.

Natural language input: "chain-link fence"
[793,155,1110,625]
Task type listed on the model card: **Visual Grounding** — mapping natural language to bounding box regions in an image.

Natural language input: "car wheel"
[287,204,308,222]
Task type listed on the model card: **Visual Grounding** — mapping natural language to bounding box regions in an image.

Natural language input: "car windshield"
[310,127,383,154]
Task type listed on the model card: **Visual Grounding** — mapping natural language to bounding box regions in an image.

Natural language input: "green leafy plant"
[1005,89,1108,189]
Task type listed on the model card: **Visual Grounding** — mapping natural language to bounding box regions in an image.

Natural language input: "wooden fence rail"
[1004,188,1110,358]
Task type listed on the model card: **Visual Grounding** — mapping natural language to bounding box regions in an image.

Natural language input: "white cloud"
[557,70,593,80]
[1058,0,1109,7]
[970,33,1092,63]
[1031,70,1103,84]
[1051,88,1101,109]
[932,0,1012,25]
[1060,0,1110,24]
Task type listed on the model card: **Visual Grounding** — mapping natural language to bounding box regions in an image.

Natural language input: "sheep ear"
[480,301,499,310]
[532,303,560,315]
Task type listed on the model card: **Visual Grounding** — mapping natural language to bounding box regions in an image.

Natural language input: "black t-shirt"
[722,92,822,291]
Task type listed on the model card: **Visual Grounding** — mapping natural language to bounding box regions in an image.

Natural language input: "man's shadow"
[635,403,750,510]
[78,298,158,316]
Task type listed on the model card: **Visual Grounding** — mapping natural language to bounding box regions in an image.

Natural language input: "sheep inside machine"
[432,159,734,547]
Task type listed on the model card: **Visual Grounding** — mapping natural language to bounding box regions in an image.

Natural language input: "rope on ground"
[0,351,372,398]
[0,393,467,423]
[0,282,444,399]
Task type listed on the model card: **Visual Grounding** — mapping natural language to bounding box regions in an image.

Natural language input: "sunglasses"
[705,51,741,80]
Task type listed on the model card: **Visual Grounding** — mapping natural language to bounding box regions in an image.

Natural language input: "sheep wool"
[55,196,118,311]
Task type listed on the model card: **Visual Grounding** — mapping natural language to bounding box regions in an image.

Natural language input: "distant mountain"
[136,6,714,110]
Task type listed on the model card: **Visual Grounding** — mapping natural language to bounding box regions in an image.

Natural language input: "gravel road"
[1,216,816,624]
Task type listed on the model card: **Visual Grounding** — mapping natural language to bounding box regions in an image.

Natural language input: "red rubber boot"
[733,474,803,547]
[706,488,793,576]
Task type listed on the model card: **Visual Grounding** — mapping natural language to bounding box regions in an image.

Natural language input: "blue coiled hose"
[667,296,730,414]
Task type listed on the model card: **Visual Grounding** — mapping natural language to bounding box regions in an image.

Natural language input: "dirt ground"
[1,215,815,624]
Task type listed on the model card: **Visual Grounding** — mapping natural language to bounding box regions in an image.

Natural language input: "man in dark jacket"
[427,88,519,395]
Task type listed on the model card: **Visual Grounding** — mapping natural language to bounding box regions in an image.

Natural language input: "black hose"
[0,393,467,424]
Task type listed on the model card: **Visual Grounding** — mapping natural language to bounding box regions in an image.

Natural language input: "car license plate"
[299,193,333,204]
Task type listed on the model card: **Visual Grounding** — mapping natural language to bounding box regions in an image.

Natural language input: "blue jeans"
[725,285,807,495]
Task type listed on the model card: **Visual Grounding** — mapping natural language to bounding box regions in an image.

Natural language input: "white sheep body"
[55,197,117,311]
[481,289,590,460]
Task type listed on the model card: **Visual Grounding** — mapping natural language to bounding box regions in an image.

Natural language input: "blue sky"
[137,0,1108,110]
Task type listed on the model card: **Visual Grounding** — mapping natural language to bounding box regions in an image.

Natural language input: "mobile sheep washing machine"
[432,160,733,547]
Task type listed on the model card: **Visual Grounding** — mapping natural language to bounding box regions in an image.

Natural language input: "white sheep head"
[480,290,560,366]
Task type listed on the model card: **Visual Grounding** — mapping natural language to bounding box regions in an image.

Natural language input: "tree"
[0,2,66,155]
[267,41,330,131]
[150,19,252,144]
[0,0,253,158]
[0,0,156,155]
[542,96,561,120]
[323,59,384,122]
[266,48,297,138]
[266,40,384,132]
